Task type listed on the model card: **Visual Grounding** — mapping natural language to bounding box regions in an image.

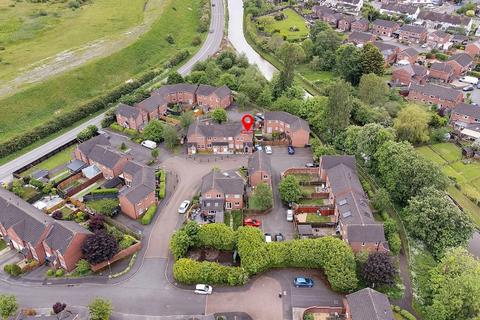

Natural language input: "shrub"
[52,302,66,314]
[75,211,88,223]
[399,309,417,320]
[119,235,136,250]
[51,210,63,220]
[88,298,112,320]
[47,269,55,277]
[158,182,166,199]
[55,269,64,277]
[75,259,91,275]
[198,223,235,251]
[88,214,105,232]
[173,259,249,286]
[166,34,175,44]
[90,188,118,195]
[106,225,124,242]
[109,123,125,133]
[392,305,401,312]
[140,205,158,225]
[82,231,119,264]
[4,264,21,277]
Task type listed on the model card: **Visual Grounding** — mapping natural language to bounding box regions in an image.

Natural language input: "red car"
[243,218,262,227]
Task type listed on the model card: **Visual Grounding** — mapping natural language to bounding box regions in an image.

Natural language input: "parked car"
[265,233,272,243]
[477,83,480,89]
[141,140,157,149]
[287,145,295,155]
[293,277,314,288]
[460,76,478,85]
[305,162,318,168]
[194,284,213,295]
[463,85,474,92]
[255,113,264,120]
[255,145,263,151]
[265,145,272,154]
[286,209,294,222]
[243,218,262,227]
[275,233,284,241]
[178,200,191,214]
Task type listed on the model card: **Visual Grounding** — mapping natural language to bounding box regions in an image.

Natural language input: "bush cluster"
[3,264,22,277]
[198,0,211,33]
[156,169,166,199]
[164,50,190,69]
[173,259,249,286]
[140,204,158,225]
[0,70,160,159]
[90,188,118,195]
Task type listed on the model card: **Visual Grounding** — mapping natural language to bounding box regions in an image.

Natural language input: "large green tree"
[179,111,195,129]
[360,44,384,76]
[0,294,18,320]
[211,108,228,123]
[88,298,112,320]
[403,187,474,257]
[320,80,353,142]
[163,125,179,149]
[358,73,389,106]
[278,175,302,204]
[423,248,480,320]
[353,123,395,169]
[394,104,431,144]
[249,182,273,210]
[143,120,164,143]
[274,42,305,96]
[335,45,363,85]
[375,141,447,204]
[312,27,342,71]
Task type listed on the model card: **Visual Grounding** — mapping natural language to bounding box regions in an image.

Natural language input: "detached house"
[338,15,356,32]
[407,83,464,109]
[345,288,395,320]
[371,19,399,37]
[348,31,376,45]
[200,170,245,222]
[429,62,454,83]
[116,103,147,131]
[397,47,419,64]
[447,53,474,76]
[263,111,311,147]
[248,151,272,188]
[319,156,388,253]
[398,24,427,44]
[374,41,400,65]
[196,85,233,111]
[427,30,452,49]
[187,121,253,155]
[392,64,428,85]
[466,41,480,57]
[0,188,91,272]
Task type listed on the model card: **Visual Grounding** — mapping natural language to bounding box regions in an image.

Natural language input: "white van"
[141,140,157,149]
[460,76,479,85]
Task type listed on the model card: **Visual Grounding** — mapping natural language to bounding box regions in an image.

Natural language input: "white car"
[141,140,157,149]
[286,209,294,222]
[194,284,213,295]
[178,200,191,214]
[265,145,272,154]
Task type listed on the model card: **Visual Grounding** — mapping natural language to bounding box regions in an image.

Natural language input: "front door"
[225,202,232,209]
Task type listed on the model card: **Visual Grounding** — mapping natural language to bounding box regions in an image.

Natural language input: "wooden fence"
[91,242,142,272]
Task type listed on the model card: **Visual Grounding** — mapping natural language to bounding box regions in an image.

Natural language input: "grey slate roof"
[372,19,398,28]
[264,111,310,132]
[448,52,473,67]
[410,83,462,101]
[120,160,156,204]
[136,95,167,113]
[320,155,357,171]
[213,85,232,99]
[349,31,375,43]
[418,10,471,27]
[381,3,418,15]
[353,18,369,26]
[88,145,126,170]
[401,47,418,57]
[347,224,386,243]
[373,41,398,53]
[45,221,91,254]
[248,151,272,177]
[152,83,198,96]
[395,64,427,77]
[116,103,140,118]
[196,84,217,96]
[67,159,87,172]
[430,62,453,73]
[431,30,450,39]
[399,24,427,34]
[187,121,244,138]
[346,288,394,320]
[454,103,480,119]
[201,170,244,195]
[77,134,110,158]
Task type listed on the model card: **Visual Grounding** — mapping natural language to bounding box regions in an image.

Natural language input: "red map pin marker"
[241,114,254,132]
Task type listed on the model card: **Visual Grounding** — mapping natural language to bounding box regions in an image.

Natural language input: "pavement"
[0,0,225,184]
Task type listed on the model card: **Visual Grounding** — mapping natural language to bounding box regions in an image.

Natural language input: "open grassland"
[416,142,480,226]
[0,0,203,142]
[263,8,308,41]
[0,0,152,82]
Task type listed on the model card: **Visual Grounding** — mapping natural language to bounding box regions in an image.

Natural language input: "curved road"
[0,0,225,184]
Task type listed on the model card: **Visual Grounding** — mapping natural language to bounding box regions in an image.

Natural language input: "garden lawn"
[0,0,203,143]
[415,146,446,166]
[0,0,150,82]
[305,214,331,223]
[263,8,309,41]
[429,142,462,163]
[296,64,335,83]
[298,198,325,206]
[21,145,76,177]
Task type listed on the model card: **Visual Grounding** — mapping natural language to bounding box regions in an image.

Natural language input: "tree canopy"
[278,175,302,204]
[88,298,112,320]
[0,295,18,320]
[142,120,164,143]
[211,108,228,123]
[362,252,397,288]
[82,231,119,264]
[394,104,431,144]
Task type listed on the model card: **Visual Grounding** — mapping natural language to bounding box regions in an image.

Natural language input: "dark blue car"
[293,277,314,288]
[288,145,295,155]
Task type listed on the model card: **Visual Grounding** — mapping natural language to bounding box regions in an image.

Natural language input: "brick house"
[392,64,428,85]
[417,11,473,33]
[397,47,419,64]
[407,83,464,109]
[338,15,356,32]
[116,103,147,131]
[135,95,168,123]
[187,121,253,155]
[248,151,272,188]
[200,170,245,222]
[82,145,131,180]
[196,85,233,111]
[429,62,455,83]
[118,161,157,219]
[466,41,480,57]
[0,189,91,272]
[345,288,395,320]
[427,30,452,49]
[263,111,311,147]
[447,53,474,76]
[450,103,480,127]
[380,3,420,19]
[397,24,428,44]
[43,221,92,272]
[152,83,198,107]
[348,31,376,46]
[371,19,399,37]
[319,156,388,253]
[351,19,369,32]
[74,134,110,164]
[374,41,400,65]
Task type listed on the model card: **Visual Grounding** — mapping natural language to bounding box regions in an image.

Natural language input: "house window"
[206,194,211,199]
[234,202,240,206]
[263,175,268,179]
[216,194,222,198]
[226,202,232,209]
[207,203,211,207]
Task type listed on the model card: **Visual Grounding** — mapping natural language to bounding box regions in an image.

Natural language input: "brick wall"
[90,241,142,272]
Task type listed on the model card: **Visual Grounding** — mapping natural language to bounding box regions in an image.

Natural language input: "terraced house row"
[116,83,233,131]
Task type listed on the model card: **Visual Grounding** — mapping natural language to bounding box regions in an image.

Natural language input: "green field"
[0,0,203,143]
[0,0,153,82]
[296,64,335,84]
[261,8,309,41]
[416,143,480,225]
[21,144,76,177]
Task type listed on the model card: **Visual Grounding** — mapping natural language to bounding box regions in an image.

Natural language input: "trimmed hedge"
[173,258,249,286]
[140,204,158,225]
[3,264,22,276]
[0,69,161,159]
[90,188,118,195]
